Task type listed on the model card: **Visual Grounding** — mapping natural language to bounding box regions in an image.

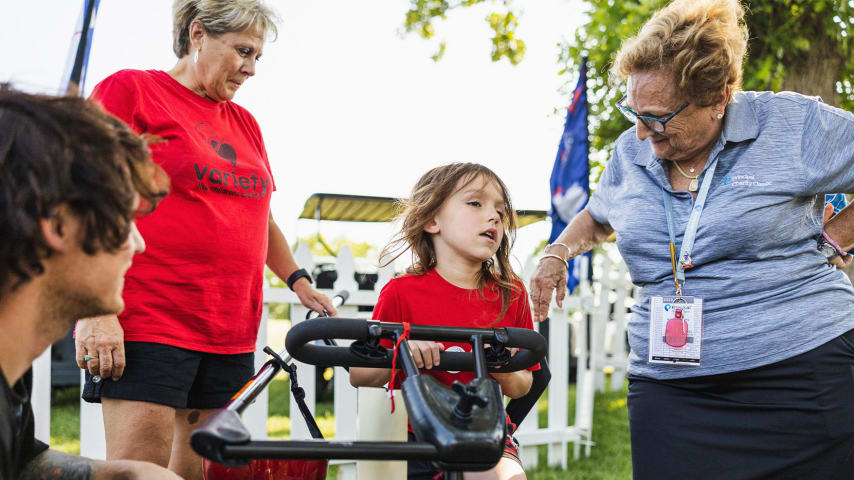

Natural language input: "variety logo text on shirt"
[722,174,771,187]
[191,122,269,199]
[194,164,269,198]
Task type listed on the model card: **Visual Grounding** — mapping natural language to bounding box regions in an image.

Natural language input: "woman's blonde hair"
[172,0,279,58]
[612,0,748,106]
[380,163,521,325]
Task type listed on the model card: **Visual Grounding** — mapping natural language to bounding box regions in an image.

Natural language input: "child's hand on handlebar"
[409,341,445,369]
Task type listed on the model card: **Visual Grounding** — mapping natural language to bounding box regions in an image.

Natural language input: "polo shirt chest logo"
[722,174,771,188]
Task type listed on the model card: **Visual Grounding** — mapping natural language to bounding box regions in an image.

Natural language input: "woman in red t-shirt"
[350,163,535,480]
[72,2,335,479]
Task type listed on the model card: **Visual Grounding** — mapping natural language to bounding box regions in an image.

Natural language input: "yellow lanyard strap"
[669,242,681,296]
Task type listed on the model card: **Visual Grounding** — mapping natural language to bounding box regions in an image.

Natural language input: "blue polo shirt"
[588,91,854,379]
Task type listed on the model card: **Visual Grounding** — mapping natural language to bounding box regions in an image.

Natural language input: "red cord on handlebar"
[388,322,411,413]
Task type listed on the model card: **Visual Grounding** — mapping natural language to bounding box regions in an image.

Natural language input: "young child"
[350,163,536,480]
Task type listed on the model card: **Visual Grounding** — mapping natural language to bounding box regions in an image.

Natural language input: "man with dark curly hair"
[0,88,179,480]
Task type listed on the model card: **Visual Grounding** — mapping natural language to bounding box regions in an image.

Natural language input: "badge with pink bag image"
[664,308,688,348]
[648,296,703,365]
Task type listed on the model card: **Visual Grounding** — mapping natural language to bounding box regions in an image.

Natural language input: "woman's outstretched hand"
[529,257,568,322]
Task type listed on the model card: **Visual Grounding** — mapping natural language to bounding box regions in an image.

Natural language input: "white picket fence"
[31,243,635,477]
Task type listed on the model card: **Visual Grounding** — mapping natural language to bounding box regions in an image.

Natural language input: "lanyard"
[662,157,719,296]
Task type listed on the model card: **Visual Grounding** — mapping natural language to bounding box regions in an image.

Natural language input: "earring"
[716,113,723,119]
[193,48,199,64]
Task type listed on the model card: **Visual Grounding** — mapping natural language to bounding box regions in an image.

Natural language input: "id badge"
[648,296,703,365]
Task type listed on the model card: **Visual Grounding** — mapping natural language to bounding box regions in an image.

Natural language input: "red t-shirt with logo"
[91,69,275,354]
[376,269,538,390]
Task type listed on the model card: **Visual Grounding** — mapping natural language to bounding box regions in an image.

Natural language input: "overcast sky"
[1,0,587,264]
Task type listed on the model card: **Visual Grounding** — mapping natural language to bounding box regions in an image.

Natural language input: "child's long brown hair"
[380,163,521,324]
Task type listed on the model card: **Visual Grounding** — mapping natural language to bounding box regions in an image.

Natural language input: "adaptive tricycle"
[192,292,548,479]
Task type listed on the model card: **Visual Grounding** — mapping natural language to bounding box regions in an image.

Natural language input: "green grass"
[50,378,630,479]
[528,383,632,479]
[50,386,82,455]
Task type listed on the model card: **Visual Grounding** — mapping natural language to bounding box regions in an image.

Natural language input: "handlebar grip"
[334,290,350,303]
[499,327,547,354]
[286,317,370,365]
[306,290,350,320]
[433,345,541,373]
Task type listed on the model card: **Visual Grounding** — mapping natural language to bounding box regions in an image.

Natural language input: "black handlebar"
[194,307,548,473]
[285,317,546,373]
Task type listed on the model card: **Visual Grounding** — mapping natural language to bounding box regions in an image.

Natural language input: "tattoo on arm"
[19,450,98,480]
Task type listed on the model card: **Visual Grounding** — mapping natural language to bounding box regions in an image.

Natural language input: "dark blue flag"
[549,59,589,293]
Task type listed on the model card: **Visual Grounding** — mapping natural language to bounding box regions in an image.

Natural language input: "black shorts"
[82,341,254,410]
[628,329,854,480]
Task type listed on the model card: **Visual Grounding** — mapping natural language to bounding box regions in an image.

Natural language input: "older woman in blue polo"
[530,0,854,478]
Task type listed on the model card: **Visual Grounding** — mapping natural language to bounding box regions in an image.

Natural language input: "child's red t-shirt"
[90,69,275,354]
[376,269,539,390]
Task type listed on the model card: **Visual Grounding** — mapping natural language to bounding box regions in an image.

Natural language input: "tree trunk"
[781,39,842,107]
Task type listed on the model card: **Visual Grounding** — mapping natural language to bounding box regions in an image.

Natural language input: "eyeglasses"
[615,95,689,134]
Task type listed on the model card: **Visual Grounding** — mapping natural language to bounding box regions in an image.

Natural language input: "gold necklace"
[672,161,699,192]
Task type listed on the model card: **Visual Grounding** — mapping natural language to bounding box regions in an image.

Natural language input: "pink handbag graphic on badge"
[664,308,688,348]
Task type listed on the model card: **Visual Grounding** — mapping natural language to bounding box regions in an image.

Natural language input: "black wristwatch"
[286,268,313,290]
[818,241,840,261]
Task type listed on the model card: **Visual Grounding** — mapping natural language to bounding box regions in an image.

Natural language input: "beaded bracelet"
[822,228,846,256]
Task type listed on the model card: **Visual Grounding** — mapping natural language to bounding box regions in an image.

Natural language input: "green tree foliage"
[564,0,854,160]
[295,234,378,258]
[404,0,526,64]
[406,0,854,163]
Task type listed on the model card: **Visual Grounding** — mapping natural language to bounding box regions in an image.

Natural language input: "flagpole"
[63,0,100,96]
[583,57,592,283]
[584,58,589,179]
